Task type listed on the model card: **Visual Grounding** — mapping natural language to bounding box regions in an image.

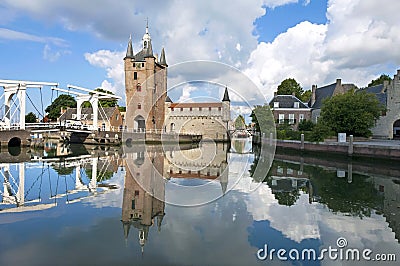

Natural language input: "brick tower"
[124,24,168,132]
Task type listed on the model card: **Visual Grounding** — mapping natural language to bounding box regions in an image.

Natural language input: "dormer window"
[294,102,299,108]
[274,102,279,108]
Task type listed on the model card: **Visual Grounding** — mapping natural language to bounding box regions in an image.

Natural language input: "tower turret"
[222,86,231,139]
[125,34,134,59]
[160,47,167,66]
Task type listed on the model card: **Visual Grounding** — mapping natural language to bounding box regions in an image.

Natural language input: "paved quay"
[354,139,400,147]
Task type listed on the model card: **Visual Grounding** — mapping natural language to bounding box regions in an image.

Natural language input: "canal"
[0,140,399,265]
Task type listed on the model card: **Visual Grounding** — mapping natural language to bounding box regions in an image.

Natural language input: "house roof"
[358,84,387,106]
[59,107,118,121]
[269,95,309,108]
[310,82,337,109]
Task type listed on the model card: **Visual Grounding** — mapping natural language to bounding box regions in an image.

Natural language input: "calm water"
[0,140,399,266]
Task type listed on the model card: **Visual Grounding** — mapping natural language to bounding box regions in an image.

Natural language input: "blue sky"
[1,0,399,117]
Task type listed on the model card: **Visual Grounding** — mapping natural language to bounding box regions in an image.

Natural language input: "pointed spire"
[160,47,167,66]
[222,86,230,102]
[146,39,153,57]
[126,34,134,59]
[122,221,131,239]
[157,213,165,232]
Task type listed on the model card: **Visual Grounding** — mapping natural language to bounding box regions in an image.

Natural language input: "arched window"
[136,84,141,92]
[138,103,141,110]
[170,123,175,132]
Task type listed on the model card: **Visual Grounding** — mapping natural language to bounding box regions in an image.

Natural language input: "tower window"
[134,72,137,80]
[142,63,144,67]
[190,107,192,111]
[180,108,183,111]
[144,40,147,49]
[218,107,221,111]
[138,103,141,110]
[199,107,202,111]
[136,84,141,92]
[209,107,212,111]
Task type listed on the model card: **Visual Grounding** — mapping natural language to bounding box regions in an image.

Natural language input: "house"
[58,106,124,131]
[269,93,311,130]
[309,79,357,123]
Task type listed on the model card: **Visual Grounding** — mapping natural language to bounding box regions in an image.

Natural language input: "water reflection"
[0,139,399,265]
[0,143,121,213]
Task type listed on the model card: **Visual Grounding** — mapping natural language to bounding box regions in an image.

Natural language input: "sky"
[1,0,399,118]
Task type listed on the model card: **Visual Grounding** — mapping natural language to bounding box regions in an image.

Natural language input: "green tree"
[298,119,315,131]
[310,120,334,142]
[250,104,275,135]
[82,88,118,108]
[277,78,303,97]
[276,78,311,102]
[25,112,37,123]
[320,90,384,137]
[234,115,246,129]
[301,90,312,102]
[96,88,118,107]
[45,94,77,121]
[368,74,392,87]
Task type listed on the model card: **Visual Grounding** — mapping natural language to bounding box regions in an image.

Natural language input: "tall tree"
[234,115,246,129]
[250,104,275,135]
[82,88,118,108]
[320,90,384,137]
[96,88,118,107]
[277,78,303,98]
[45,94,77,121]
[277,78,310,102]
[25,112,37,123]
[367,74,392,87]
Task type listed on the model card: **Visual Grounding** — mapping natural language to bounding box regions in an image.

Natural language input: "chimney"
[396,69,400,81]
[336,78,342,87]
[274,91,277,97]
[311,85,317,107]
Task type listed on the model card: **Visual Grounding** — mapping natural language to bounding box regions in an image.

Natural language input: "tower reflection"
[121,145,166,253]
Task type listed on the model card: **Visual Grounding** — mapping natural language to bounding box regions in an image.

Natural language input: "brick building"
[269,94,311,130]
[59,106,123,131]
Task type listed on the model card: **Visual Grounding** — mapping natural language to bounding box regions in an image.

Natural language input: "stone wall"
[371,70,400,139]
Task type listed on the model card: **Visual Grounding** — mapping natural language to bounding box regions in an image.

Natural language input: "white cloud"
[177,84,198,103]
[4,0,399,103]
[245,21,329,101]
[0,28,67,46]
[245,0,400,102]
[84,50,125,96]
[43,44,70,62]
